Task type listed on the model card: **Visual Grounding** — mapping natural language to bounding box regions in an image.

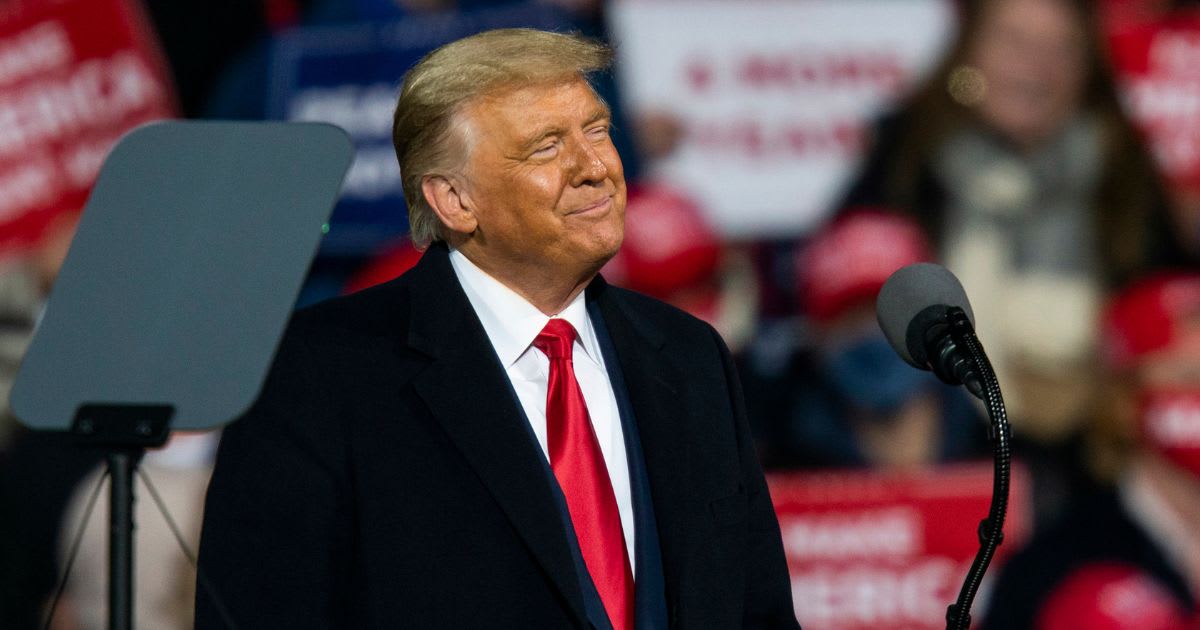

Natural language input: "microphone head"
[876,263,975,368]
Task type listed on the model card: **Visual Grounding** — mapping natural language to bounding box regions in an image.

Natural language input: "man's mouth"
[570,196,612,216]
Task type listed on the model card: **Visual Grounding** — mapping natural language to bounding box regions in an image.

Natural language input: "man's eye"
[532,142,558,157]
[587,125,611,140]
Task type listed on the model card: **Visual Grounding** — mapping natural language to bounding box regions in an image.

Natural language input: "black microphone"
[876,262,1014,630]
[876,262,984,399]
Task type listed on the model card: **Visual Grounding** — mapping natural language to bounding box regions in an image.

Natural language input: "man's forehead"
[467,79,609,129]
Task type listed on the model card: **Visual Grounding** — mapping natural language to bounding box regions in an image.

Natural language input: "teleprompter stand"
[72,404,173,630]
[11,121,354,630]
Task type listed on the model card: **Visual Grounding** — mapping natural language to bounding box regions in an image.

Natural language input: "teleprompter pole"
[107,450,138,630]
[73,404,172,630]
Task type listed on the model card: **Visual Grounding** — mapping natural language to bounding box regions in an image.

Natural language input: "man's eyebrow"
[583,103,612,128]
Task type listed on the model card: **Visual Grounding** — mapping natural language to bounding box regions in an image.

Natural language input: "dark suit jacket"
[196,244,798,629]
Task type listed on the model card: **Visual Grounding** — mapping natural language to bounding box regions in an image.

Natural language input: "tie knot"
[534,318,578,360]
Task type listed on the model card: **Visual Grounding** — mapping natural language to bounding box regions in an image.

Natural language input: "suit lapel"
[591,281,697,621]
[402,245,587,626]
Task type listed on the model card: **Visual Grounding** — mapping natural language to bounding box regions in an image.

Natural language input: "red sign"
[769,463,1031,629]
[1109,11,1200,192]
[0,0,176,258]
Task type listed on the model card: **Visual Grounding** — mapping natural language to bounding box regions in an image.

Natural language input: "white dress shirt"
[449,249,636,572]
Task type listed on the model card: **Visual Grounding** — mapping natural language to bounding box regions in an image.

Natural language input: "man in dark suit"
[196,28,798,629]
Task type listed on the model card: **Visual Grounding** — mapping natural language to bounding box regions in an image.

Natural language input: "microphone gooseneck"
[876,263,1013,630]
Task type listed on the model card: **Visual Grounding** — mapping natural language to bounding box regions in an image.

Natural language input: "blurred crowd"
[2,0,1200,628]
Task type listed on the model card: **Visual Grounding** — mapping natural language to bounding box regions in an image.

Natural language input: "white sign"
[609,0,955,238]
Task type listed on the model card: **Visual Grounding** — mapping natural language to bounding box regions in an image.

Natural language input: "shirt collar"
[449,248,602,369]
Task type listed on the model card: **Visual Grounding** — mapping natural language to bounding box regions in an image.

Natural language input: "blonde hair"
[392,28,613,248]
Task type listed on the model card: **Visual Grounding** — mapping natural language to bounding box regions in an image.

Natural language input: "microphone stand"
[942,307,1012,630]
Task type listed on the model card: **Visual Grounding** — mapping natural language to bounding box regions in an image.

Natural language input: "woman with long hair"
[839,0,1193,448]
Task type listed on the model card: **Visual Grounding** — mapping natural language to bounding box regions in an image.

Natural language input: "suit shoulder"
[284,277,410,349]
[606,284,702,323]
[604,285,724,347]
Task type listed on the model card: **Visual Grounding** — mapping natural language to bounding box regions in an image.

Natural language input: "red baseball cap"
[797,208,932,323]
[603,183,721,298]
[1103,272,1200,369]
[1037,563,1190,630]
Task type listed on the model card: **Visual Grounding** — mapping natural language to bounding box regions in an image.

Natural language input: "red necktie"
[534,319,634,630]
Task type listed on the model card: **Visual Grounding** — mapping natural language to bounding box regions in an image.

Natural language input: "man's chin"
[594,233,624,266]
[573,239,621,282]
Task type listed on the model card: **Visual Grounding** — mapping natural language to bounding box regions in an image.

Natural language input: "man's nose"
[568,136,610,187]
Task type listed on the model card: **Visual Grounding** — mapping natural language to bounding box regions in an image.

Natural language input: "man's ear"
[422,175,478,236]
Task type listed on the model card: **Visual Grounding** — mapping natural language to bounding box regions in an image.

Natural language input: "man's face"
[456,78,626,277]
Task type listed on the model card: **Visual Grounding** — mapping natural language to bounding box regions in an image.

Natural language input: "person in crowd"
[0,212,113,630]
[839,0,1191,443]
[984,272,1200,629]
[196,28,797,629]
[0,212,78,452]
[601,182,759,354]
[743,209,987,470]
[0,264,44,452]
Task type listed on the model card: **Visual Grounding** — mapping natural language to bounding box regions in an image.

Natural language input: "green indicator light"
[321,223,330,234]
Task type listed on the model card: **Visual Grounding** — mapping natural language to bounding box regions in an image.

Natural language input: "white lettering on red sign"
[782,507,922,560]
[0,155,56,223]
[791,558,967,627]
[0,21,71,88]
[0,52,162,159]
[1148,404,1200,446]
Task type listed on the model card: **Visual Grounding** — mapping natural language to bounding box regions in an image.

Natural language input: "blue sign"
[268,4,570,256]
